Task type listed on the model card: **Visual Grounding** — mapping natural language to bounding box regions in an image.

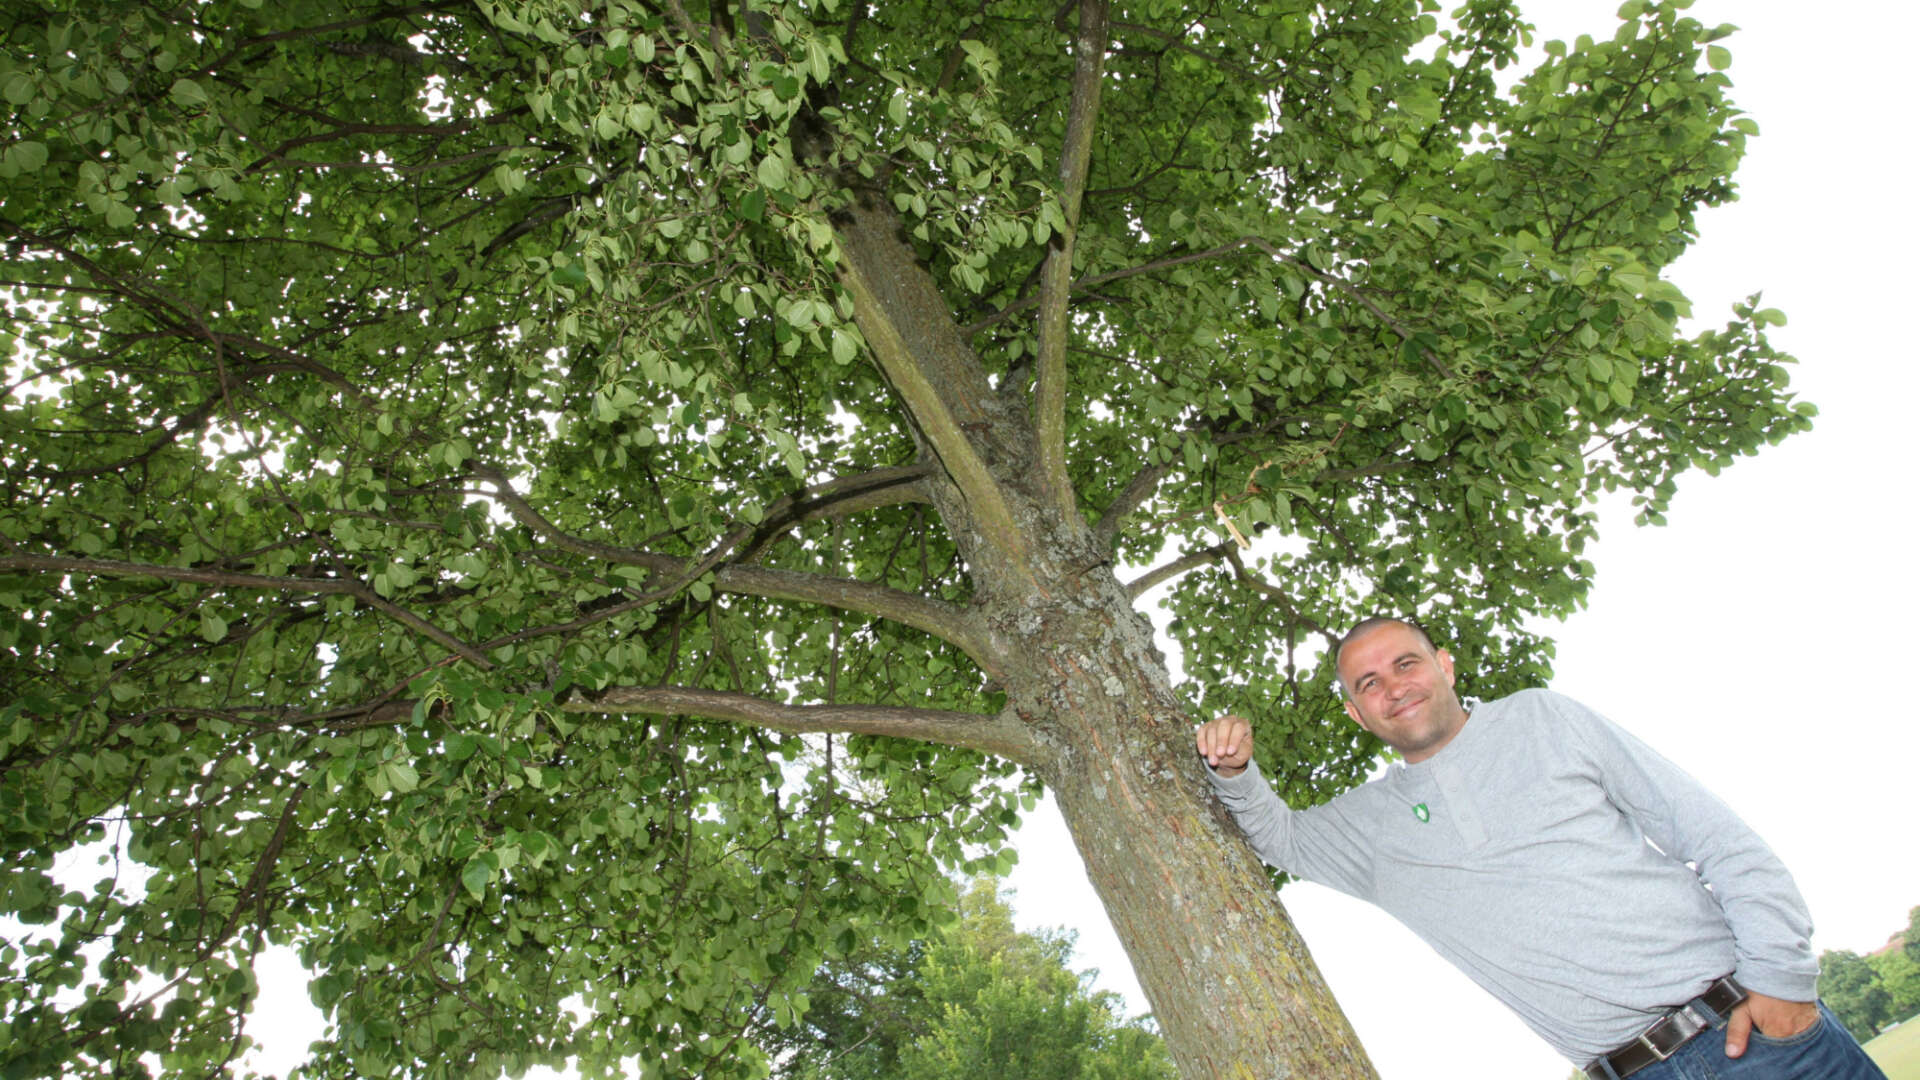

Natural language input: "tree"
[1818,950,1892,1044]
[1906,905,1920,965]
[0,0,1810,1076]
[764,877,1174,1080]
[1869,947,1920,1027]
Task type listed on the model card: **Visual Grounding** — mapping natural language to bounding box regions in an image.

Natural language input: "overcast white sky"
[1006,2,1920,1077]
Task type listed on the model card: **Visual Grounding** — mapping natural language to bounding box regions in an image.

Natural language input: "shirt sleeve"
[1551,693,1819,1002]
[1205,758,1375,899]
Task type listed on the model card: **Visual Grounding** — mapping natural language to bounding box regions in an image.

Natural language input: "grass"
[1866,1019,1920,1080]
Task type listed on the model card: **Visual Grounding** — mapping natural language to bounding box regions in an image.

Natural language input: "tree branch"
[1107,20,1267,84]
[186,5,458,83]
[1124,542,1233,600]
[971,236,1453,381]
[968,237,1257,337]
[1223,547,1340,652]
[474,468,996,669]
[659,0,701,40]
[714,565,995,670]
[573,686,1040,764]
[1093,461,1174,548]
[0,555,494,669]
[0,222,376,403]
[736,464,934,560]
[1033,0,1111,521]
[834,200,1035,580]
[1240,237,1453,379]
[239,117,510,174]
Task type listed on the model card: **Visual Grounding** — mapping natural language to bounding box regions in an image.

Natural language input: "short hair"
[1333,616,1438,697]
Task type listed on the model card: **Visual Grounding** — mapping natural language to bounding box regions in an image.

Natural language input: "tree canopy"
[0,0,1810,1076]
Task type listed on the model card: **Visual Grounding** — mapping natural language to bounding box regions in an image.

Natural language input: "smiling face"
[1336,621,1470,763]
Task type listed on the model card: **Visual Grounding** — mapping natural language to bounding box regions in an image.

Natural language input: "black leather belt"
[1584,977,1747,1080]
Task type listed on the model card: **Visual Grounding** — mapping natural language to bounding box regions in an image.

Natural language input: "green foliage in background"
[1879,951,1920,1030]
[1818,908,1920,1043]
[764,878,1174,1080]
[1823,950,1895,1043]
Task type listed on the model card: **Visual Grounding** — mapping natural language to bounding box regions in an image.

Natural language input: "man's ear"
[1436,647,1456,686]
[1343,699,1366,731]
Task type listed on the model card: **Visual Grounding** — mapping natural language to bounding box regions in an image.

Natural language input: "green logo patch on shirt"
[1412,802,1430,823]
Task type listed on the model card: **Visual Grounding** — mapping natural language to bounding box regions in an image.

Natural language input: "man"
[1195,617,1886,1080]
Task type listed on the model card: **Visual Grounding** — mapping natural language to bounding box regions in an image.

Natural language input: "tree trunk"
[1005,561,1377,1079]
[836,195,1376,1079]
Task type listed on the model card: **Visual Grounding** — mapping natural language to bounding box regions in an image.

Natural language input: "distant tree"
[1818,949,1892,1043]
[759,906,929,1080]
[1906,905,1920,965]
[764,877,1174,1080]
[1869,947,1920,1027]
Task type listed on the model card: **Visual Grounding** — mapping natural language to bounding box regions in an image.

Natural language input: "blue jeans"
[1626,1002,1887,1080]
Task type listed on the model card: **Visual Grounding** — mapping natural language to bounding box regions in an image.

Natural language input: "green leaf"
[199,612,228,643]
[757,154,789,191]
[445,732,477,762]
[169,77,209,107]
[6,141,47,174]
[461,859,493,900]
[1707,45,1731,71]
[311,973,344,1007]
[739,188,766,223]
[2,72,33,105]
[382,761,420,794]
[831,328,858,364]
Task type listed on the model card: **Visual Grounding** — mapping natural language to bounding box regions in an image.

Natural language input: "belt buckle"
[1637,1004,1706,1062]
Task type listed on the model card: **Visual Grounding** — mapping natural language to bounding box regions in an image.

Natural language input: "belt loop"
[1689,998,1722,1027]
[1594,1057,1624,1080]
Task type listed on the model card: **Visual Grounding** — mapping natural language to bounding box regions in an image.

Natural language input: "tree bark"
[996,560,1377,1080]
[832,196,1379,1079]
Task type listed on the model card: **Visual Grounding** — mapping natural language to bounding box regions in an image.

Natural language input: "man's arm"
[1194,716,1374,897]
[1550,694,1820,1054]
[1195,715,1299,872]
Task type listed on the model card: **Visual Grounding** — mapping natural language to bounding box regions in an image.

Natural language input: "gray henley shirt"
[1206,687,1818,1064]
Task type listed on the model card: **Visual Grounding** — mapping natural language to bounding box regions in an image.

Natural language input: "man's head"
[1333,617,1439,695]
[1334,617,1470,763]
